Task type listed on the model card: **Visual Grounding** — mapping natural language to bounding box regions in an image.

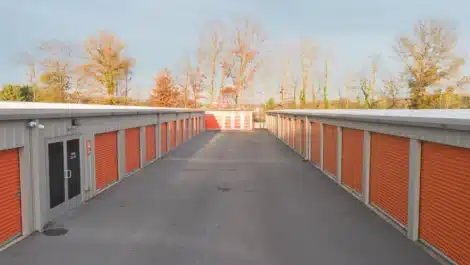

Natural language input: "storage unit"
[289,119,294,147]
[341,128,364,194]
[323,124,337,177]
[161,122,168,154]
[0,148,22,246]
[301,120,306,156]
[125,127,141,173]
[243,113,252,130]
[170,121,176,149]
[184,119,189,142]
[370,133,409,227]
[177,120,183,146]
[419,142,470,265]
[224,115,232,129]
[235,114,241,129]
[95,132,119,190]
[295,119,301,153]
[145,125,156,162]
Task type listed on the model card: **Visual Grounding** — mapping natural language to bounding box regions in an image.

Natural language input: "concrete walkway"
[0,131,439,265]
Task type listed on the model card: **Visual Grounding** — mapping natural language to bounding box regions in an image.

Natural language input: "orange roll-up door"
[235,114,241,129]
[289,119,294,147]
[95,132,119,190]
[323,124,337,177]
[370,133,409,227]
[170,121,176,149]
[295,119,301,152]
[184,119,189,141]
[145,125,156,162]
[125,127,141,173]
[419,142,470,265]
[224,115,232,130]
[301,120,306,156]
[310,122,321,165]
[0,148,22,245]
[244,114,251,129]
[341,128,364,194]
[177,120,183,145]
[161,122,168,154]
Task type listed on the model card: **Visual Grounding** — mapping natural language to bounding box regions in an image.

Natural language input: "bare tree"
[226,19,266,106]
[198,21,224,105]
[299,38,318,107]
[395,19,465,109]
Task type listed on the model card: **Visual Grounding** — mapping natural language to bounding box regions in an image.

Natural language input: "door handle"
[65,170,72,179]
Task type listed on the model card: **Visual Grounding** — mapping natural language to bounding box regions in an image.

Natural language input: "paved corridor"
[0,131,439,265]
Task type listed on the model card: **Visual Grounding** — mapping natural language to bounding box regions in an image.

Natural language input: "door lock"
[15,191,21,198]
[65,170,72,179]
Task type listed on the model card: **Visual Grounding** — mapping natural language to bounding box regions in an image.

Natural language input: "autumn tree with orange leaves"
[149,69,181,107]
[81,31,135,97]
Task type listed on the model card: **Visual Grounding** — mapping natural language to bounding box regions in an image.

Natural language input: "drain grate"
[43,228,68,236]
[216,186,231,192]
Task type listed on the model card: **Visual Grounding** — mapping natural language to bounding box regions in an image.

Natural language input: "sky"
[1,0,469,103]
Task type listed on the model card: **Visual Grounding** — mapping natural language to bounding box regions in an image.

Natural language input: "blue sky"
[1,0,469,102]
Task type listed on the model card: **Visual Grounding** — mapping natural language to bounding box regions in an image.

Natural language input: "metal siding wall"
[341,128,364,194]
[370,133,409,227]
[0,121,26,150]
[420,142,470,265]
[323,124,337,177]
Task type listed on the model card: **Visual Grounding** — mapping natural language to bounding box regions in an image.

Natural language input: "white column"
[362,131,371,205]
[407,139,422,241]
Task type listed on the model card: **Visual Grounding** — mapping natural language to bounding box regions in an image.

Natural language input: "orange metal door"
[244,114,251,129]
[161,123,168,153]
[145,125,156,162]
[341,128,364,194]
[184,119,189,141]
[235,114,241,129]
[197,117,200,134]
[289,119,294,147]
[295,119,301,152]
[177,120,183,145]
[0,148,22,245]
[224,115,232,129]
[323,124,337,177]
[419,142,470,265]
[310,122,321,165]
[301,120,306,156]
[370,133,409,227]
[125,127,141,173]
[95,132,119,190]
[170,121,176,149]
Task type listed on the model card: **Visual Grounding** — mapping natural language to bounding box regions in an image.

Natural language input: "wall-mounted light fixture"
[27,119,44,129]
[71,118,79,127]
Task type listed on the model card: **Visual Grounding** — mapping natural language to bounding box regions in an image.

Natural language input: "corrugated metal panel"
[0,148,22,246]
[244,113,251,129]
[161,123,168,153]
[0,121,26,150]
[95,132,118,190]
[145,125,156,162]
[370,133,409,227]
[125,127,141,173]
[420,142,470,265]
[184,119,188,142]
[323,124,337,177]
[289,119,294,147]
[235,114,241,129]
[311,122,321,165]
[341,128,364,194]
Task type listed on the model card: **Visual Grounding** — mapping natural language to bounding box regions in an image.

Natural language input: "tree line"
[1,18,469,110]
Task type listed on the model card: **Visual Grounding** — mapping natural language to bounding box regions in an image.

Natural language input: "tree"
[198,21,224,104]
[81,31,135,97]
[226,19,265,106]
[264,97,276,110]
[322,57,329,109]
[353,55,382,109]
[149,69,180,107]
[299,39,318,108]
[382,75,403,109]
[0,84,34,101]
[395,19,465,109]
[35,40,74,102]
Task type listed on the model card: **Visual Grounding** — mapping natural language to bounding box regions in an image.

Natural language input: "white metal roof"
[0,101,203,121]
